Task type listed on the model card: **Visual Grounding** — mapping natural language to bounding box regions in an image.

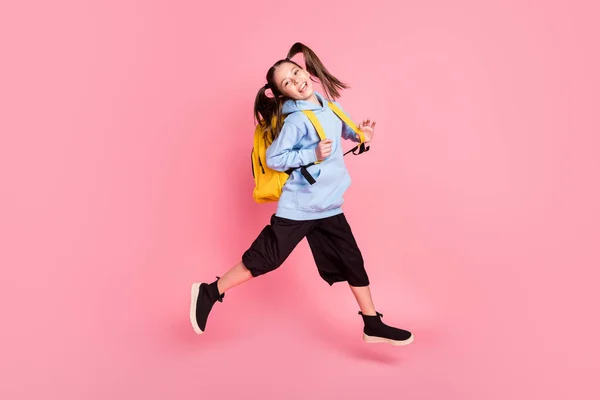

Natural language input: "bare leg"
[349,285,377,315]
[216,261,253,294]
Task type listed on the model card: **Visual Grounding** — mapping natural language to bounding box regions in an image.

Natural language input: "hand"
[316,138,333,161]
[357,119,376,142]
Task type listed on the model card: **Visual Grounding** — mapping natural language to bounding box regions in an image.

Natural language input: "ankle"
[359,311,384,327]
[208,277,225,302]
[358,310,379,317]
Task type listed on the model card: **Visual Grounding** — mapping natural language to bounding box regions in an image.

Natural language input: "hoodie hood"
[282,91,329,115]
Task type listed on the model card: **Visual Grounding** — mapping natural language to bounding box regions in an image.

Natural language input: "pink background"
[1,0,599,399]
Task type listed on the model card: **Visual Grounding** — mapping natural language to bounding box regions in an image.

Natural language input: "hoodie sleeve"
[265,122,318,171]
[333,101,361,143]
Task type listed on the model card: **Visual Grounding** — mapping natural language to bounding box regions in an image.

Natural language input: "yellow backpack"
[251,102,368,203]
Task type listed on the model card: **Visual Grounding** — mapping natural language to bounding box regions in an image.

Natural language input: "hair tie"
[264,83,270,89]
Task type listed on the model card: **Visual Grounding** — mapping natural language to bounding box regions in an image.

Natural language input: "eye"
[294,70,298,75]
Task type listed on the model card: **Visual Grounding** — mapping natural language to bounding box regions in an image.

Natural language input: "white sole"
[363,333,414,346]
[190,283,204,334]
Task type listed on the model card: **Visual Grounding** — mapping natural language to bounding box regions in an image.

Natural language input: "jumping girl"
[190,42,413,346]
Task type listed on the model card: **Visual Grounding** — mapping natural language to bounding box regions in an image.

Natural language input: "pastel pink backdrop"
[1,0,598,399]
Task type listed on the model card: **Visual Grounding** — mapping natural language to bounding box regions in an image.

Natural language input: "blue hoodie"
[265,91,361,220]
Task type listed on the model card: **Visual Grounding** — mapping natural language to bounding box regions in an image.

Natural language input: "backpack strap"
[282,110,326,184]
[328,102,370,156]
[301,110,327,141]
[301,110,328,165]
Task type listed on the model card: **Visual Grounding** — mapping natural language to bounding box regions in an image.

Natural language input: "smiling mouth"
[299,82,307,92]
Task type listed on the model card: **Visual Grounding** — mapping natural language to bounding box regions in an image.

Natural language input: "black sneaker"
[359,311,414,346]
[190,277,224,334]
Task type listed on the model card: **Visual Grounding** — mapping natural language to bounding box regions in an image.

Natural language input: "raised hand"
[358,119,376,143]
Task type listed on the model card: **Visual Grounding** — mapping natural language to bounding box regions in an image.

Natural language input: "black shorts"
[241,213,370,287]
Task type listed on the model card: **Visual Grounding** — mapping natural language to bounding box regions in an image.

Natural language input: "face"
[272,62,314,101]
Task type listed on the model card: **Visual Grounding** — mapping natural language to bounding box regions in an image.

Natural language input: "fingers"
[317,139,333,160]
[361,119,376,128]
[320,139,332,152]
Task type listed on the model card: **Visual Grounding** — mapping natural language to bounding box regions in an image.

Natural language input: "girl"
[190,43,413,346]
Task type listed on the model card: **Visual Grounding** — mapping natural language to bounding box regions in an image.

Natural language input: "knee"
[242,252,281,278]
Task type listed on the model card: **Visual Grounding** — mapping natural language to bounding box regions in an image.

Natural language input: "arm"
[333,101,375,143]
[342,124,362,143]
[265,122,318,171]
[334,102,361,142]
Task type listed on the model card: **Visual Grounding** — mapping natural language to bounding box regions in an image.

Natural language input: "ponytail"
[286,42,349,100]
[253,85,284,141]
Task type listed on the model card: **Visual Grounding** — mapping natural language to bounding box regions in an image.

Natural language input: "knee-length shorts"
[241,213,370,287]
